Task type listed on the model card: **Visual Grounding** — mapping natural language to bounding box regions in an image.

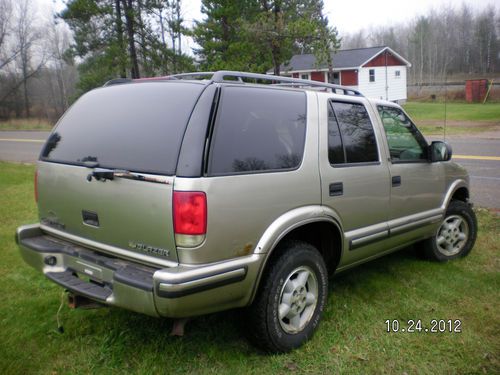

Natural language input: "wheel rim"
[278,266,318,334]
[435,214,469,257]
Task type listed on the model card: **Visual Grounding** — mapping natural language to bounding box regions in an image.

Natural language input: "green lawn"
[403,102,500,135]
[403,102,500,122]
[1,162,499,374]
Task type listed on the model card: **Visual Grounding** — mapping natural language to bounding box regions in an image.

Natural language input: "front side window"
[301,74,309,80]
[209,87,307,175]
[377,105,428,162]
[328,101,379,165]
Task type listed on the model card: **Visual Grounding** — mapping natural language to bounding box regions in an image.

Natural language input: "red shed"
[465,80,489,103]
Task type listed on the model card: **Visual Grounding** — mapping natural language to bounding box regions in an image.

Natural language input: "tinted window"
[377,105,428,162]
[329,101,378,164]
[41,82,205,175]
[327,104,344,164]
[209,87,306,175]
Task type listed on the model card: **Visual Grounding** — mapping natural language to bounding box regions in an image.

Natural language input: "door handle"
[392,176,401,187]
[329,182,343,196]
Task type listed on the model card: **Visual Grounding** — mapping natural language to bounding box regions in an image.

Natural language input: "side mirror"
[430,141,452,162]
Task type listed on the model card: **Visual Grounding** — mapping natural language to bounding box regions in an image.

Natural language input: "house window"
[301,73,309,80]
[332,72,340,85]
[395,70,401,78]
[369,69,375,82]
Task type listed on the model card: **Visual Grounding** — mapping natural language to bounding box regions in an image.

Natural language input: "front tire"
[422,200,477,261]
[244,241,328,353]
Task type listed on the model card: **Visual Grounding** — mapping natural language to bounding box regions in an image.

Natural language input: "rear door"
[319,96,391,267]
[37,81,208,266]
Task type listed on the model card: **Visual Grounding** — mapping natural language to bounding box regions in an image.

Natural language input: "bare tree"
[0,0,12,51]
[0,0,48,117]
[339,4,499,84]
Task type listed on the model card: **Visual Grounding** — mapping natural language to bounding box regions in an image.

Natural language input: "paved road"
[0,131,47,163]
[428,135,500,210]
[1,130,499,209]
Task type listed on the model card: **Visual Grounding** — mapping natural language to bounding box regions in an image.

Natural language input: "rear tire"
[422,200,477,261]
[244,241,328,353]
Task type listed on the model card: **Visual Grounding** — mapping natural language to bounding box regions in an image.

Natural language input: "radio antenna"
[444,73,447,141]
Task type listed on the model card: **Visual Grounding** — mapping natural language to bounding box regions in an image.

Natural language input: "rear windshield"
[41,82,205,175]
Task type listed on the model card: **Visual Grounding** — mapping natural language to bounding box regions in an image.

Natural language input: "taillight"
[34,169,38,203]
[173,191,207,247]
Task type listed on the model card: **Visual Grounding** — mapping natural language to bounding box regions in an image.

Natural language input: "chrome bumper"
[16,224,264,318]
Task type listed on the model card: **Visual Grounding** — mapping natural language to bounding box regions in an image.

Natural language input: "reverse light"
[173,191,207,247]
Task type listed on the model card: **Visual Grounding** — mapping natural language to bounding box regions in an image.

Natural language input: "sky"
[39,0,497,53]
[321,0,497,34]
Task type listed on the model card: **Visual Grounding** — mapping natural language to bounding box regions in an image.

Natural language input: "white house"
[272,46,411,103]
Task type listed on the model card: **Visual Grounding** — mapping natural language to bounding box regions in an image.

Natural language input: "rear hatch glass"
[41,81,206,175]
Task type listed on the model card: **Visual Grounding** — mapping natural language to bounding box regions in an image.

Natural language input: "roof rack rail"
[105,71,363,97]
[170,72,217,80]
[103,78,133,87]
[210,71,364,96]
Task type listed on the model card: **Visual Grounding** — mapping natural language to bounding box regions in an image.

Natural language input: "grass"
[1,161,499,374]
[403,102,500,122]
[0,118,53,131]
[403,102,500,135]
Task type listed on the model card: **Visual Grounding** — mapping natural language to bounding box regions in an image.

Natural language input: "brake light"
[173,191,207,247]
[34,170,38,203]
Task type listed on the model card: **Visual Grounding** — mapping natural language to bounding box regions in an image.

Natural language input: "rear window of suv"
[208,86,307,175]
[41,82,205,175]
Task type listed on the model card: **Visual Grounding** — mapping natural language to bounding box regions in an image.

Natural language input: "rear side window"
[208,87,307,175]
[328,101,379,165]
[41,82,205,175]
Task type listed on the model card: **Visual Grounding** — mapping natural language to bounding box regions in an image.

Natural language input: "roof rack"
[169,72,217,80]
[105,71,363,97]
[172,71,363,96]
[103,78,133,86]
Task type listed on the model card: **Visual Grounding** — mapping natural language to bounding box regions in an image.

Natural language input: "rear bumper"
[16,224,264,318]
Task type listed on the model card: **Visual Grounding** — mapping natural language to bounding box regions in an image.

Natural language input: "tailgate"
[37,162,177,264]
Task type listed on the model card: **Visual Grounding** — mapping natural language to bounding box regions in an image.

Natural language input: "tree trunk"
[121,0,140,78]
[176,0,181,55]
[22,51,30,117]
[272,2,281,76]
[115,0,126,78]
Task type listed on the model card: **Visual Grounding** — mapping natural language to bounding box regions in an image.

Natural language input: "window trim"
[206,85,308,177]
[377,104,430,164]
[331,161,381,168]
[327,99,381,167]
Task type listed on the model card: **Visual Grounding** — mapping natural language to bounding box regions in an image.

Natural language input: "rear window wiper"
[86,168,170,184]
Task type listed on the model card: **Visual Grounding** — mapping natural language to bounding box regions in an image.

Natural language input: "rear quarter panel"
[174,91,321,264]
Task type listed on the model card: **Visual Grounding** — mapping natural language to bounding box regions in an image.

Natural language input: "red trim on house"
[363,51,405,67]
[340,70,358,86]
[292,73,299,78]
[311,71,324,82]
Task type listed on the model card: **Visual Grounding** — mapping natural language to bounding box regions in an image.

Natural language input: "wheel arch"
[249,206,344,304]
[441,179,470,209]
